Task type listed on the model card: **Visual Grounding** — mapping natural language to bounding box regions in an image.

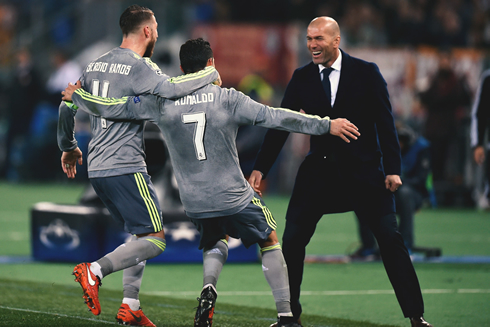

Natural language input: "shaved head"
[306,16,341,67]
[309,17,340,38]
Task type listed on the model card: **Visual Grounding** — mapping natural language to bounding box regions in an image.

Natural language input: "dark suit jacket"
[255,49,401,183]
[254,49,401,215]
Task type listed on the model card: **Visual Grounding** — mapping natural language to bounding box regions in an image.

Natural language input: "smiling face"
[306,17,340,67]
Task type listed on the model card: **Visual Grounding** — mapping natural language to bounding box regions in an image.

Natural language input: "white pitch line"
[458,289,490,293]
[0,305,117,325]
[145,289,490,297]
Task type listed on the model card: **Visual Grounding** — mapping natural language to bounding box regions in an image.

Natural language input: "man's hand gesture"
[329,118,360,143]
[61,147,83,179]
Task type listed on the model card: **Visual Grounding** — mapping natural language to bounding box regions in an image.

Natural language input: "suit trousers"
[359,184,424,250]
[281,155,425,319]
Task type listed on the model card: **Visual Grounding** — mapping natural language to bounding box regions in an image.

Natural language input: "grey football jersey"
[70,85,331,218]
[57,47,218,178]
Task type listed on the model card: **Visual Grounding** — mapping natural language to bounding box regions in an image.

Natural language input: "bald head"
[309,17,340,38]
[306,17,341,67]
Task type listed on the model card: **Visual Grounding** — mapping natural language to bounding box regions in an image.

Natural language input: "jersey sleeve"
[57,101,78,152]
[230,88,331,135]
[252,70,301,178]
[71,88,162,123]
[132,58,219,99]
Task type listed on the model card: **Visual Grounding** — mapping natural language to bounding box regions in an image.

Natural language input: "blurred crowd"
[0,0,488,208]
[195,0,490,49]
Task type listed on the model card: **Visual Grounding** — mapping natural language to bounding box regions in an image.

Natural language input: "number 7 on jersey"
[182,112,207,161]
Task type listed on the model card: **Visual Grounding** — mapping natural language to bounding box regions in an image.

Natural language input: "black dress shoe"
[410,316,433,327]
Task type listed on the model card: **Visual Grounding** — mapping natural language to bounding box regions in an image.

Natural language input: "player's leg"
[233,194,300,327]
[202,237,229,290]
[121,238,146,310]
[116,237,159,327]
[73,173,164,322]
[89,173,165,277]
[191,218,229,327]
[259,231,299,327]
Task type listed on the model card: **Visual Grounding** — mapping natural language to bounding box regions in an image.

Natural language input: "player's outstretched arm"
[230,91,360,141]
[253,105,360,142]
[137,60,220,99]
[63,82,160,122]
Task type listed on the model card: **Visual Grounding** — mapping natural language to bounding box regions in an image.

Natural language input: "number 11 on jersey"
[182,112,207,161]
[92,79,110,129]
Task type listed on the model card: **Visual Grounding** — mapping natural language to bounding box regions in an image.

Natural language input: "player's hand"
[474,146,485,165]
[329,118,360,143]
[248,170,263,197]
[61,80,82,101]
[61,147,83,179]
[385,175,402,192]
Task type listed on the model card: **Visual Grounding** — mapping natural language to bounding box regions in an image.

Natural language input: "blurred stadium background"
[0,1,490,326]
[0,0,489,205]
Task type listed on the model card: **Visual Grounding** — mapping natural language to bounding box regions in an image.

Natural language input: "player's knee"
[204,239,229,260]
[140,236,166,259]
[260,230,279,248]
[136,229,165,239]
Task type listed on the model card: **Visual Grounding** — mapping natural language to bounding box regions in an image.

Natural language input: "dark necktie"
[321,67,334,107]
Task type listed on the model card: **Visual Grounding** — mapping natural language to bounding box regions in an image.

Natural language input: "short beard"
[143,39,156,58]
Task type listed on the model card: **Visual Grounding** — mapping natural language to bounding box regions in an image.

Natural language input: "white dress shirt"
[318,50,342,107]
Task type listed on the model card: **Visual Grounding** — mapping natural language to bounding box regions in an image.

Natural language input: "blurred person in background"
[24,49,83,181]
[236,73,274,177]
[471,69,490,208]
[249,16,432,327]
[351,122,434,259]
[2,48,41,181]
[45,49,82,107]
[419,51,471,184]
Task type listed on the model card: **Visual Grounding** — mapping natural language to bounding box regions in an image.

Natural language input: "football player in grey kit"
[57,6,219,326]
[63,38,359,327]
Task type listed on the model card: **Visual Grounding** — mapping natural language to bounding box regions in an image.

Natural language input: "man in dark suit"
[249,17,432,327]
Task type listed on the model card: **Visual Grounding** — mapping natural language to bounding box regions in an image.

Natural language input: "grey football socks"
[122,259,146,300]
[202,239,229,288]
[96,235,166,277]
[261,243,293,317]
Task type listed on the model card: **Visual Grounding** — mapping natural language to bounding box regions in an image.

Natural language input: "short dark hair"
[179,38,213,74]
[119,5,154,36]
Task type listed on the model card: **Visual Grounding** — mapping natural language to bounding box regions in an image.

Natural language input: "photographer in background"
[351,123,434,258]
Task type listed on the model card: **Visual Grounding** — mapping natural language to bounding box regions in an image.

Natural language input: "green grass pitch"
[0,181,489,326]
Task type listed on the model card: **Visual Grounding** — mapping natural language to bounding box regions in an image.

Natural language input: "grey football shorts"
[190,195,277,250]
[91,172,163,235]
